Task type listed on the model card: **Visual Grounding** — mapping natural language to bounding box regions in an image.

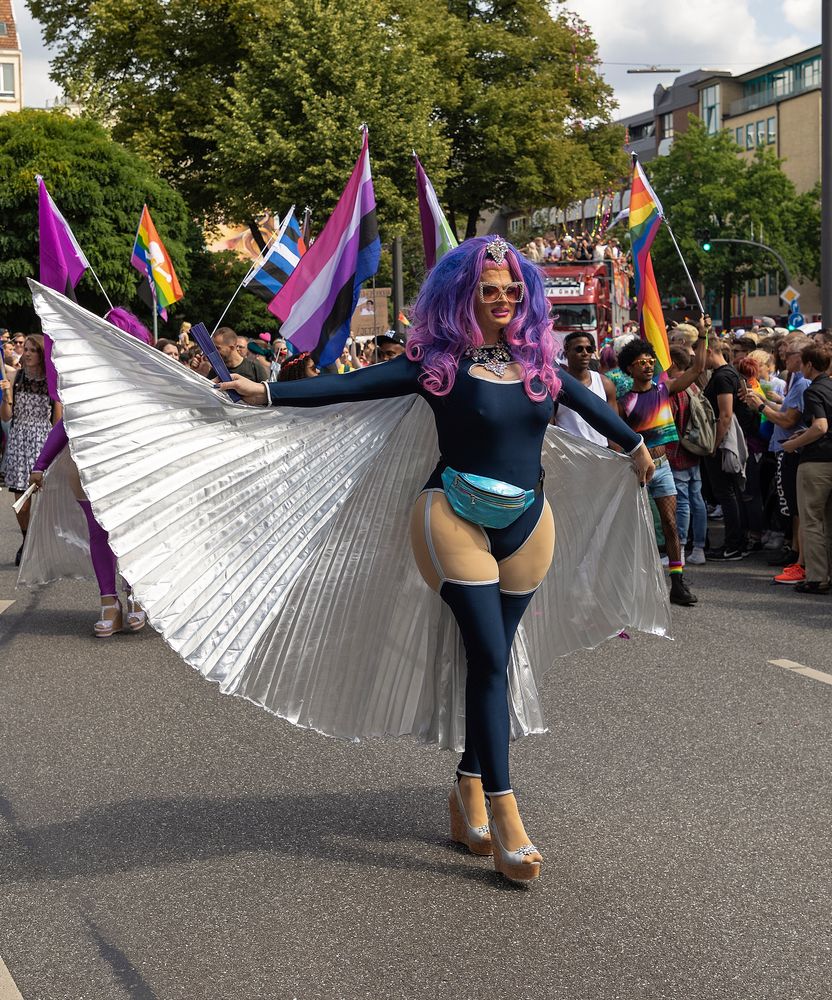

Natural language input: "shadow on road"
[0,788,517,889]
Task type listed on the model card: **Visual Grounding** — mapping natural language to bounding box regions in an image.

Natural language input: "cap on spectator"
[376,330,406,347]
[247,340,273,358]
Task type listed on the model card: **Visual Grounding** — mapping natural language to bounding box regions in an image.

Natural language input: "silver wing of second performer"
[30,281,671,750]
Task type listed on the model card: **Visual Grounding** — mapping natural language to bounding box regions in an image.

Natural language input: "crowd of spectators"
[3,310,832,596]
[519,231,629,268]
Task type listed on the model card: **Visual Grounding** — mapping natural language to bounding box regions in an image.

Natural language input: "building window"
[701,85,721,134]
[767,116,776,144]
[748,279,757,298]
[508,217,527,235]
[661,113,674,140]
[758,277,767,297]
[756,120,766,147]
[746,123,755,150]
[772,68,794,98]
[801,57,821,89]
[0,22,8,36]
[0,63,15,98]
[768,272,778,296]
[735,126,743,146]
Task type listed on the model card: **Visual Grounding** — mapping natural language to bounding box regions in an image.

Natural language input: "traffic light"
[695,228,713,252]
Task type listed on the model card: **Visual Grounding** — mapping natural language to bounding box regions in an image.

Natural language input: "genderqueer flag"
[268,128,381,368]
[413,153,457,271]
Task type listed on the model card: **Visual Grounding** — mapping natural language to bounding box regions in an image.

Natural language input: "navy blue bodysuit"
[266,355,642,794]
[267,355,641,559]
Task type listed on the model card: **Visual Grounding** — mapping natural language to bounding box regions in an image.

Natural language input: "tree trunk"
[465,207,480,240]
[247,218,267,252]
[721,271,734,330]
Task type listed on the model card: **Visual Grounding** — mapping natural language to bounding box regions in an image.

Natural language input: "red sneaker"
[774,563,806,585]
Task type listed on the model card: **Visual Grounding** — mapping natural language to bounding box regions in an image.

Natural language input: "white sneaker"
[687,547,706,565]
[763,532,785,550]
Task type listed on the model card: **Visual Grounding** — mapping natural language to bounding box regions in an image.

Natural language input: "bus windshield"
[549,303,597,330]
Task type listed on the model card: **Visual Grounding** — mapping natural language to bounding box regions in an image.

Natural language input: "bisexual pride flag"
[628,156,670,376]
[268,129,381,367]
[414,153,457,271]
[131,205,183,320]
[243,209,307,302]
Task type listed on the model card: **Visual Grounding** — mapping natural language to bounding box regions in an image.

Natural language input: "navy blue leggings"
[441,582,536,794]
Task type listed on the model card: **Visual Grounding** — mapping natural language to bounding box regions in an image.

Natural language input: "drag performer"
[30,238,669,889]
[219,237,655,883]
[0,334,60,565]
[20,308,152,636]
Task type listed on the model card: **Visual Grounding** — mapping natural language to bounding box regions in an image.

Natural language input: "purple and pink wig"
[406,236,561,401]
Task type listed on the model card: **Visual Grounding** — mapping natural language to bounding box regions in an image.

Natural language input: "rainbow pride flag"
[131,205,183,319]
[628,157,670,375]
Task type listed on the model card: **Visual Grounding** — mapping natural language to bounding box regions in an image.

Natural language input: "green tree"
[0,109,190,330]
[647,117,815,324]
[441,3,627,237]
[27,0,259,220]
[205,0,456,240]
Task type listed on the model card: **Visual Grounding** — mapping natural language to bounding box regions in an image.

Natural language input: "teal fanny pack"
[440,466,539,529]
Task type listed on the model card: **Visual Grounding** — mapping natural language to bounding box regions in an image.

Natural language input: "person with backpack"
[617,317,709,606]
[666,346,714,565]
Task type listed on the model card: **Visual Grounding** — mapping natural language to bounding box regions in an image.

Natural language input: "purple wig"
[105,307,153,345]
[405,237,560,401]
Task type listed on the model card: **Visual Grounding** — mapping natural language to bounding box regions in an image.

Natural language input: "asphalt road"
[1,499,831,1000]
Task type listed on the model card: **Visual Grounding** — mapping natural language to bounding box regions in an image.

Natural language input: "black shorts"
[775,450,799,518]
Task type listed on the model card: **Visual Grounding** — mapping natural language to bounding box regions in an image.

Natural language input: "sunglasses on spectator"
[13,339,25,345]
[478,281,525,304]
[633,358,655,366]
[570,345,593,354]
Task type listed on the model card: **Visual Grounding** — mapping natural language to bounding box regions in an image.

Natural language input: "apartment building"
[0,0,22,114]
[696,47,822,320]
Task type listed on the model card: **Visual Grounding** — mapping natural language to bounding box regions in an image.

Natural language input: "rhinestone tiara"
[484,235,511,265]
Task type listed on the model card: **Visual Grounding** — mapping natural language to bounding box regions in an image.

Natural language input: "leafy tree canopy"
[0,109,189,330]
[28,0,627,243]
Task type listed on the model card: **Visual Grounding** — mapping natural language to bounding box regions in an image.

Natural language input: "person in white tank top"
[553,332,617,446]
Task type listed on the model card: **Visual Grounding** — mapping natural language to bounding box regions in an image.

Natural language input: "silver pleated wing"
[30,281,670,750]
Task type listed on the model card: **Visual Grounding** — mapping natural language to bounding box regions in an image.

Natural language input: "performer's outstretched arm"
[218,354,421,407]
[557,368,643,454]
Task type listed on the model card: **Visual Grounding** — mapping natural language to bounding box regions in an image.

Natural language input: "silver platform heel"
[487,796,541,883]
[448,775,492,856]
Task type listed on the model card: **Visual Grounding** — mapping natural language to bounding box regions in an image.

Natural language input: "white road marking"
[0,956,24,1000]
[768,658,832,688]
[0,601,14,616]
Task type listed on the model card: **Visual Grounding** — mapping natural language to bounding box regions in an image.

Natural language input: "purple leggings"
[78,499,117,598]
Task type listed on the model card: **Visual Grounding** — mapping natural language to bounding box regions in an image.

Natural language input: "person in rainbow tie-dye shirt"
[618,320,709,606]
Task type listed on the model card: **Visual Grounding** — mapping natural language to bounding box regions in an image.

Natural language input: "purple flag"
[268,129,381,368]
[38,176,89,294]
[37,176,90,399]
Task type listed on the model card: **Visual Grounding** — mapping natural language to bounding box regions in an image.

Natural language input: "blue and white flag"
[243,209,307,303]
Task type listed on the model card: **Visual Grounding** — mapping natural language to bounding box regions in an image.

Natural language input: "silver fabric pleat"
[17,445,95,587]
[30,281,670,750]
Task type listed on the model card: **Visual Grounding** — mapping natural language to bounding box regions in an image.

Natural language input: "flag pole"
[210,209,293,335]
[87,265,115,311]
[663,220,706,317]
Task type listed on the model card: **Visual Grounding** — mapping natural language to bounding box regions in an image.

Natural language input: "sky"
[13,0,824,115]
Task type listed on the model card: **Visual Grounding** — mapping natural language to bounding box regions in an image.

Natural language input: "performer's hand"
[632,443,655,486]
[28,470,44,491]
[0,378,10,393]
[215,373,268,406]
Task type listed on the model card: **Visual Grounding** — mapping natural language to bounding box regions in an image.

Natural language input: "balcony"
[728,76,821,117]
